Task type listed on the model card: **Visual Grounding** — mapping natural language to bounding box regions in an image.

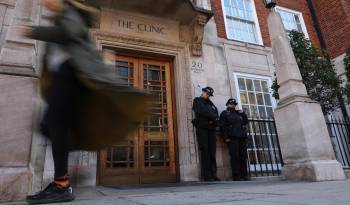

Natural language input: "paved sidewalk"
[6,178,350,205]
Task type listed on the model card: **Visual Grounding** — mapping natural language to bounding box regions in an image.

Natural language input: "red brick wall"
[210,0,321,49]
[210,0,227,39]
[311,0,350,58]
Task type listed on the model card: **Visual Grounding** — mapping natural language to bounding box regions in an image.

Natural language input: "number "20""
[191,61,203,69]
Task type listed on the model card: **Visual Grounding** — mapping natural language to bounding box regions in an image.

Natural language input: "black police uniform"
[192,96,219,181]
[220,104,249,180]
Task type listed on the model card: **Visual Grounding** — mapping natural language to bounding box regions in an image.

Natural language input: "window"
[276,7,309,38]
[234,74,282,175]
[222,0,263,44]
[234,74,275,119]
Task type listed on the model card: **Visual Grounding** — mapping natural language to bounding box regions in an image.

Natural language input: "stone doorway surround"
[90,28,201,183]
[39,0,213,194]
[41,29,204,186]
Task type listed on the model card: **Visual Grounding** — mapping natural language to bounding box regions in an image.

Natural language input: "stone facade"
[0,0,348,202]
[0,0,42,202]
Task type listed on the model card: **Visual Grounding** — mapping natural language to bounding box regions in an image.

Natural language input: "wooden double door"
[99,55,177,186]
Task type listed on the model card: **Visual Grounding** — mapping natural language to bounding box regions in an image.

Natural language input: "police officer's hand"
[20,25,33,37]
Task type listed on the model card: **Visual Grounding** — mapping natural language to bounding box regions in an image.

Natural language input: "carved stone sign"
[100,10,180,41]
[191,60,205,74]
[116,19,166,35]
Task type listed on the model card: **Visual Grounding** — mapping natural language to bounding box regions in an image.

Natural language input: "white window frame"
[233,72,277,112]
[221,0,264,46]
[275,6,310,39]
[233,73,281,172]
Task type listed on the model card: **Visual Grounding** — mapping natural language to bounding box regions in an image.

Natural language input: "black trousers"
[42,61,84,179]
[196,128,217,180]
[227,138,248,180]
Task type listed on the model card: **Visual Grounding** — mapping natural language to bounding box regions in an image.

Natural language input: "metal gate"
[246,118,284,177]
[326,117,350,168]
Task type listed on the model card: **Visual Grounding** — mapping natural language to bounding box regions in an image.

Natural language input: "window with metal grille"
[234,74,282,175]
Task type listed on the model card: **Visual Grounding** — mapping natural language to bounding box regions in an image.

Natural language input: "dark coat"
[192,97,219,130]
[29,5,151,151]
[220,108,248,140]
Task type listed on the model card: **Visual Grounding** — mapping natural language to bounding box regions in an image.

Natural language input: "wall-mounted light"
[263,0,277,9]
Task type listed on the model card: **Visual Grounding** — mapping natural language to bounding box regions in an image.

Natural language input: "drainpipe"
[307,0,349,120]
[306,0,327,50]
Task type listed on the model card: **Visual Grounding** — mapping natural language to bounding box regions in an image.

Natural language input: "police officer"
[192,87,220,181]
[220,99,249,181]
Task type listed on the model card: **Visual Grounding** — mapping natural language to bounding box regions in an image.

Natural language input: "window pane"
[250,105,258,118]
[246,79,254,91]
[266,107,273,118]
[294,15,303,33]
[261,81,269,92]
[258,106,267,118]
[264,94,272,106]
[256,93,264,105]
[254,80,261,92]
[248,92,256,105]
[238,78,246,90]
[116,67,128,77]
[113,147,127,161]
[240,92,248,104]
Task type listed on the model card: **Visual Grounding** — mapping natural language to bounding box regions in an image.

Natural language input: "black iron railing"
[326,117,350,168]
[246,118,284,177]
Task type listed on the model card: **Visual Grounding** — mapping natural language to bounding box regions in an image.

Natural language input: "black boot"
[26,182,74,204]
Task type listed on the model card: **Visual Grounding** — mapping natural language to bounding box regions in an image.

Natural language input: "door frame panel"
[98,54,178,186]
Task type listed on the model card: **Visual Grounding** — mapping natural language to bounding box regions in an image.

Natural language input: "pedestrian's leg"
[208,130,218,180]
[196,129,211,181]
[239,138,249,180]
[47,61,75,186]
[50,123,70,187]
[230,138,241,180]
[26,61,75,204]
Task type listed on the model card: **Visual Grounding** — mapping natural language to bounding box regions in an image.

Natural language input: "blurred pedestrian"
[220,99,249,181]
[192,87,220,181]
[24,0,151,204]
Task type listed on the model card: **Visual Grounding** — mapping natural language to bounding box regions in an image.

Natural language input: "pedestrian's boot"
[26,182,74,204]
